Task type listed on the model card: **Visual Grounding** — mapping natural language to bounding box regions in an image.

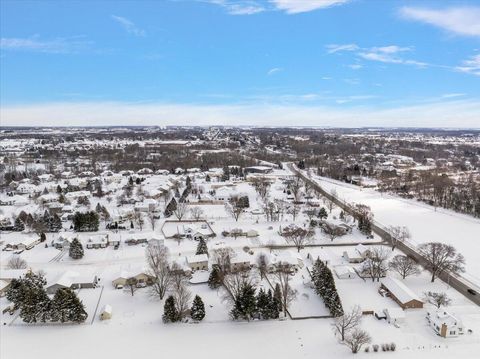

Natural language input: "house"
[379,277,423,309]
[125,233,148,246]
[333,265,356,279]
[426,309,464,338]
[84,234,109,249]
[244,166,273,174]
[186,254,209,271]
[355,244,371,258]
[383,307,406,325]
[112,269,153,288]
[0,280,9,297]
[52,233,77,249]
[100,305,112,320]
[45,271,99,294]
[343,249,364,263]
[269,250,304,271]
[230,252,251,272]
[10,236,41,250]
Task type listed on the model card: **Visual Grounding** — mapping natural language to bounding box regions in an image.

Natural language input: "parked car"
[467,288,477,295]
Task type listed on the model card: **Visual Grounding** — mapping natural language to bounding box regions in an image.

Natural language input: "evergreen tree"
[190,295,206,321]
[164,197,177,217]
[231,283,256,321]
[208,266,223,289]
[256,288,269,319]
[40,232,46,242]
[56,185,63,194]
[268,289,280,319]
[273,283,283,313]
[69,238,84,259]
[163,295,179,323]
[6,278,26,309]
[19,286,51,323]
[221,166,230,181]
[13,216,25,231]
[318,207,328,220]
[205,174,211,182]
[195,238,208,256]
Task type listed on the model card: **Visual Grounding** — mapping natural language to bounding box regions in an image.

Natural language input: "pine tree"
[163,295,179,323]
[195,238,208,256]
[66,289,88,323]
[273,283,283,313]
[69,238,84,259]
[13,216,25,231]
[208,267,223,289]
[40,232,47,242]
[19,286,51,323]
[256,288,269,319]
[6,278,26,309]
[318,207,328,220]
[268,289,280,319]
[231,283,256,321]
[190,295,206,321]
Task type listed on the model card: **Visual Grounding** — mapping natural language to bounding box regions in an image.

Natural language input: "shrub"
[390,343,396,351]
[373,344,379,352]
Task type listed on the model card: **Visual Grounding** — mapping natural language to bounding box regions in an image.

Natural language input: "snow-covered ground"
[310,174,480,286]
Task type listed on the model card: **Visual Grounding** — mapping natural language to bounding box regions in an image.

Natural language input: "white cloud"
[2,99,479,128]
[271,0,350,14]
[326,43,359,54]
[455,54,480,76]
[441,93,465,98]
[347,64,362,70]
[267,67,283,75]
[111,15,146,37]
[0,36,92,54]
[204,1,265,15]
[328,43,428,68]
[400,6,480,37]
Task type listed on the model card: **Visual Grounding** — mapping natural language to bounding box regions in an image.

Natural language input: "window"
[450,331,456,335]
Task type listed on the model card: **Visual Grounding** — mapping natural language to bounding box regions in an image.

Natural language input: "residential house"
[426,309,464,338]
[186,254,209,271]
[379,277,424,309]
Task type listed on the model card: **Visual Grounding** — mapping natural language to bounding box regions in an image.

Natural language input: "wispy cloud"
[204,1,265,15]
[267,67,283,75]
[204,0,350,15]
[455,54,480,76]
[327,43,429,68]
[399,6,480,37]
[441,93,465,98]
[3,99,479,128]
[271,0,351,14]
[111,15,146,37]
[0,36,92,54]
[347,64,362,70]
[326,43,359,54]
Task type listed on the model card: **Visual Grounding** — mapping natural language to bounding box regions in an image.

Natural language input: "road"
[288,163,480,306]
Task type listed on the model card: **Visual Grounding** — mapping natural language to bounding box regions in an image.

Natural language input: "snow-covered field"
[310,174,480,286]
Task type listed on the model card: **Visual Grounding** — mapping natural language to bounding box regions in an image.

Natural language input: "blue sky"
[1,0,479,127]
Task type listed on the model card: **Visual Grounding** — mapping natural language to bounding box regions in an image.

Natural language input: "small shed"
[100,305,112,320]
[333,265,356,279]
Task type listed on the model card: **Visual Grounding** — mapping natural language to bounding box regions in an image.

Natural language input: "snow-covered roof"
[187,254,208,264]
[381,277,422,304]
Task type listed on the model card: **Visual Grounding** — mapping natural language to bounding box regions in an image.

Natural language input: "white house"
[342,249,364,263]
[426,309,464,338]
[186,254,209,271]
[333,265,356,279]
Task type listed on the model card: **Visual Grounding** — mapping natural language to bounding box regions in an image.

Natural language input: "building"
[100,305,112,320]
[112,269,153,288]
[333,265,356,279]
[45,271,99,294]
[379,277,423,309]
[342,249,364,263]
[230,253,251,272]
[186,254,209,271]
[52,233,77,249]
[426,309,464,338]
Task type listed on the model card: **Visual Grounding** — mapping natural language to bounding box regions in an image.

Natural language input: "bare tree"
[288,203,301,221]
[189,206,205,221]
[389,255,420,279]
[424,291,452,309]
[147,210,156,230]
[388,225,410,251]
[327,189,337,213]
[281,225,312,252]
[334,306,362,341]
[256,252,269,280]
[251,177,271,201]
[145,245,172,300]
[361,246,390,282]
[290,175,303,202]
[272,263,297,316]
[343,329,371,354]
[173,201,188,220]
[133,211,144,231]
[171,268,192,320]
[322,224,345,241]
[225,196,244,222]
[223,270,257,305]
[7,255,28,269]
[125,277,138,297]
[419,242,465,282]
[212,247,234,275]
